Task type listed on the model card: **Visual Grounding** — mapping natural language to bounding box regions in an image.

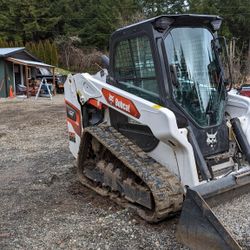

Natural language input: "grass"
[55,67,72,75]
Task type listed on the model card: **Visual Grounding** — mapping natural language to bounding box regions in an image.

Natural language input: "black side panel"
[191,122,229,157]
[109,108,159,152]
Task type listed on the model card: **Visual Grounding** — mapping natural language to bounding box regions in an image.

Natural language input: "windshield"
[164,27,226,127]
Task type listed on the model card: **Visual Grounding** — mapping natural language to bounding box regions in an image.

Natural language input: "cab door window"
[114,36,160,104]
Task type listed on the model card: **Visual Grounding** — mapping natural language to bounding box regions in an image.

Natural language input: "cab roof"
[113,14,222,37]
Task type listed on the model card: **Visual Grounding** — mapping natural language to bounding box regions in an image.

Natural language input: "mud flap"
[176,169,250,250]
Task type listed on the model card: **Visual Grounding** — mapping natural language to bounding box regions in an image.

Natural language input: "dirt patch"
[0,96,187,249]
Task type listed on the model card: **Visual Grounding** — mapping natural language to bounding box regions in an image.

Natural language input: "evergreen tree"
[37,40,45,61]
[51,42,58,66]
[0,0,61,42]
[31,42,37,56]
[0,0,249,71]
[1,39,9,47]
[43,40,52,64]
[8,41,14,47]
[0,38,4,47]
[79,0,133,49]
[25,42,33,53]
[14,40,20,47]
[188,0,250,47]
[139,0,187,16]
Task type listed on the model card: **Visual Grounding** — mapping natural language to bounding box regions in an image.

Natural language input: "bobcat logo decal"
[206,132,218,148]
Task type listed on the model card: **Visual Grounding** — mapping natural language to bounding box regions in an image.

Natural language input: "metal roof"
[6,57,54,68]
[0,47,25,57]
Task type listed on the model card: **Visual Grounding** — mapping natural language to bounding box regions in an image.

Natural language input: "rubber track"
[77,125,184,222]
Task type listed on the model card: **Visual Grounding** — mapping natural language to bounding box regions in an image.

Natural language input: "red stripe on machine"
[87,98,103,109]
[65,100,81,137]
[102,88,140,118]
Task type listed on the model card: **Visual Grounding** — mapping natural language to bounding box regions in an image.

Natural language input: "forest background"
[0,0,249,82]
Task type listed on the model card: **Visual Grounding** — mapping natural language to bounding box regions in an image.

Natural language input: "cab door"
[109,35,161,151]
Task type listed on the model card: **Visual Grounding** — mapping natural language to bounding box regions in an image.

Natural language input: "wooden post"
[25,65,29,98]
[52,67,56,95]
[4,61,8,97]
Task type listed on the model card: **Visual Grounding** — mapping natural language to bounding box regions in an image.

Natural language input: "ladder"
[35,78,52,100]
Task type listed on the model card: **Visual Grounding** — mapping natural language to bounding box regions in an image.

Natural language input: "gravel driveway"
[0,96,187,250]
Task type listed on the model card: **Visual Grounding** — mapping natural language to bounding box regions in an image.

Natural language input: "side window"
[114,36,160,104]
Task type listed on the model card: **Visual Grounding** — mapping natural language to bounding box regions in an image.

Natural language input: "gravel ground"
[213,194,250,249]
[0,95,188,250]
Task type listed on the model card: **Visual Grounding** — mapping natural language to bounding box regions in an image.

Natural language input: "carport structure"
[0,47,55,98]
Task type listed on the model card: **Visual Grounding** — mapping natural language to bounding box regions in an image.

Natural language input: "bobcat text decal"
[102,88,140,118]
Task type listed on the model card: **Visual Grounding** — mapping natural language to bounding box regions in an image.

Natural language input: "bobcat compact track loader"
[64,14,250,249]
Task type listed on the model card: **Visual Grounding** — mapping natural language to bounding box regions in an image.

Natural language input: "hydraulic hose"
[231,118,250,164]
